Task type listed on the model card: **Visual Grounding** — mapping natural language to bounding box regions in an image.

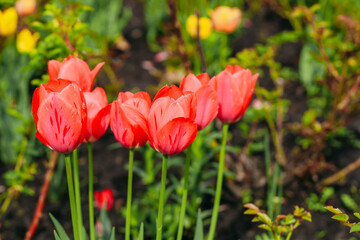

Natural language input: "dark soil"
[1,1,360,240]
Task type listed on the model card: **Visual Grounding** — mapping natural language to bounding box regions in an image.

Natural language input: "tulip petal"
[212,71,236,123]
[153,85,183,102]
[91,104,110,142]
[90,62,105,85]
[195,85,218,130]
[179,73,202,92]
[36,84,85,153]
[155,117,197,155]
[110,101,148,148]
[48,60,62,81]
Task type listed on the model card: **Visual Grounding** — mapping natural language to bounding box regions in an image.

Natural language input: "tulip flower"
[16,29,39,53]
[110,91,151,149]
[149,85,198,240]
[211,6,242,33]
[208,65,258,240]
[15,0,36,16]
[94,189,114,211]
[186,14,212,39]
[210,65,258,124]
[32,79,87,154]
[83,87,110,143]
[0,8,18,36]
[48,55,105,92]
[180,73,218,130]
[148,85,197,155]
[110,91,151,240]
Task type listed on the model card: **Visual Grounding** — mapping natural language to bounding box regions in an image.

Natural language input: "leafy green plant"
[325,206,360,237]
[245,204,312,240]
[306,187,335,212]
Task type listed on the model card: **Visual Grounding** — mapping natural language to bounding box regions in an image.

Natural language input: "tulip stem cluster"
[88,143,95,240]
[176,145,192,240]
[64,154,80,240]
[157,154,169,240]
[208,123,229,240]
[125,149,134,240]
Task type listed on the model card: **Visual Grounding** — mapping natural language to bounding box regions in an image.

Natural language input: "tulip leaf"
[137,222,144,240]
[49,213,70,240]
[54,231,62,240]
[193,209,204,240]
[109,227,116,240]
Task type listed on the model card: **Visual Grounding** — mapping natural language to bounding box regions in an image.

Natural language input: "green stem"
[208,123,229,240]
[156,154,169,240]
[126,149,134,240]
[176,145,192,240]
[65,154,80,240]
[73,149,83,240]
[88,143,95,240]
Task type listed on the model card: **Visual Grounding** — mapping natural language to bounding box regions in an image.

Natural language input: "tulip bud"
[186,15,212,39]
[94,189,114,211]
[0,8,18,36]
[15,0,36,16]
[211,6,242,33]
[16,29,39,53]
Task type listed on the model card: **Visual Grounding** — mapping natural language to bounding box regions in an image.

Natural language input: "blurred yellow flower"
[0,8,18,36]
[17,29,39,53]
[186,15,212,39]
[15,0,37,16]
[211,6,242,33]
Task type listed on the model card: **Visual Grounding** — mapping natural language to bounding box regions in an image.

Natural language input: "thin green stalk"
[126,149,135,240]
[176,145,192,240]
[88,143,95,240]
[156,154,169,240]
[208,123,229,240]
[65,154,80,240]
[268,163,280,221]
[73,149,83,240]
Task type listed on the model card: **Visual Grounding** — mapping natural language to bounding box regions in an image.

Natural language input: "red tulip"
[180,73,218,130]
[110,92,151,149]
[48,55,104,92]
[148,85,197,155]
[83,87,110,143]
[32,80,87,153]
[210,65,258,123]
[94,188,114,211]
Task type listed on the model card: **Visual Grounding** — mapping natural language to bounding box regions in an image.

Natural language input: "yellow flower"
[15,0,37,16]
[0,8,18,36]
[211,6,242,33]
[17,29,39,53]
[186,15,212,39]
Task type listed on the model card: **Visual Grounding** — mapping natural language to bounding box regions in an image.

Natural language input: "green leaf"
[354,213,360,220]
[54,231,62,240]
[324,206,343,214]
[137,223,144,240]
[193,209,204,240]
[109,227,116,240]
[350,223,360,233]
[331,213,349,222]
[49,213,70,240]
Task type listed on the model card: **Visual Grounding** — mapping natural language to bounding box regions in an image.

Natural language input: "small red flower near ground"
[147,85,197,155]
[32,79,87,153]
[210,65,258,124]
[94,188,114,211]
[110,91,151,149]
